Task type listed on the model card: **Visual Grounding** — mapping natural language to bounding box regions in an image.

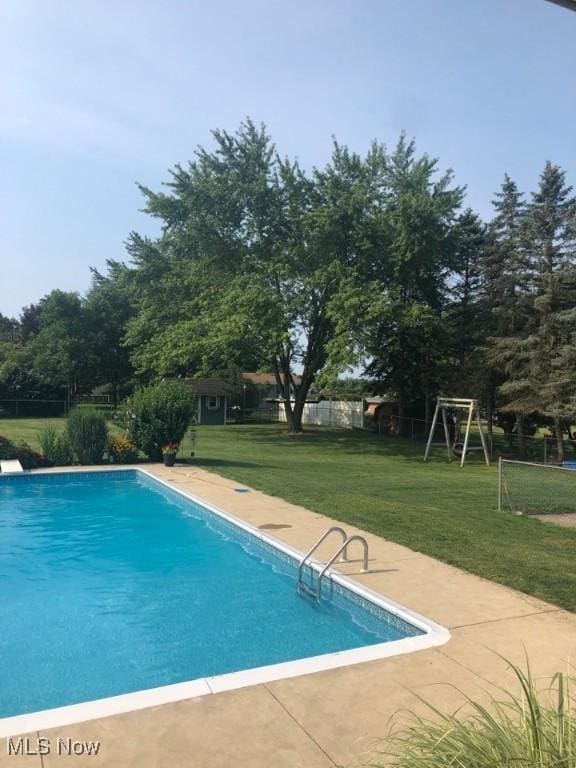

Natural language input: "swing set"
[424,397,491,467]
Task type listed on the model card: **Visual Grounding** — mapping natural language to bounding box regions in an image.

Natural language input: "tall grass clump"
[121,382,193,461]
[66,408,108,465]
[377,662,575,768]
[38,423,73,465]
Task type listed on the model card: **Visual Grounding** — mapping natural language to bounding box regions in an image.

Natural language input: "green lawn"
[186,424,576,613]
[0,417,68,449]
[2,418,575,612]
[0,417,121,450]
[501,460,576,514]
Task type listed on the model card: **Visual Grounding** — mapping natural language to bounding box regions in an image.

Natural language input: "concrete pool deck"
[1,463,575,767]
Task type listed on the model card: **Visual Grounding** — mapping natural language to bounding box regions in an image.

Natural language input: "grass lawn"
[2,418,575,612]
[0,417,121,450]
[185,424,576,613]
[0,417,68,449]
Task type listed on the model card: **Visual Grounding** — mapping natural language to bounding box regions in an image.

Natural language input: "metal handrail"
[297,526,348,586]
[316,535,369,597]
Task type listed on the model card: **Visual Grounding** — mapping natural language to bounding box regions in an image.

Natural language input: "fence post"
[498,457,503,511]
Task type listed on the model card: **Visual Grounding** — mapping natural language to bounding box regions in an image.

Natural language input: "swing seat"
[452,442,484,455]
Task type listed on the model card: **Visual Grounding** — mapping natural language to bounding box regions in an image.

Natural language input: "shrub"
[107,434,139,464]
[123,382,193,461]
[0,435,17,460]
[378,661,576,768]
[38,424,73,466]
[66,408,108,465]
[0,435,52,469]
[14,441,53,469]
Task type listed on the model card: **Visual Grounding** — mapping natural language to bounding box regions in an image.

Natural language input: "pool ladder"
[297,526,369,601]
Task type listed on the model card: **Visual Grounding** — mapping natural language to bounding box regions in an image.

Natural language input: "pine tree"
[525,163,576,459]
[482,175,531,447]
[445,209,487,398]
[483,174,530,335]
[495,163,576,459]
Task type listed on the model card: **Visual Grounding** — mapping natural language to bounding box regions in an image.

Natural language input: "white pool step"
[0,459,24,473]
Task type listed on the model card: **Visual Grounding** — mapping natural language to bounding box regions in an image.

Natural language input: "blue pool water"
[0,470,423,718]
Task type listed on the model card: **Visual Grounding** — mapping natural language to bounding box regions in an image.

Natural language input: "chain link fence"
[227,406,279,423]
[0,399,69,418]
[373,413,573,464]
[0,398,119,419]
[498,458,576,514]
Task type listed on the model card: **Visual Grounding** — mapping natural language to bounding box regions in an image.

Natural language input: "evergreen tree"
[0,313,17,343]
[444,209,487,398]
[482,175,530,445]
[18,302,45,342]
[483,174,528,324]
[495,163,576,459]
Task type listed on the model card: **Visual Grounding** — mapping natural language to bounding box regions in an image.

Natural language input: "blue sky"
[0,0,574,317]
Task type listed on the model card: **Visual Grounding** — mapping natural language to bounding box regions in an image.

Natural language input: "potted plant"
[162,441,179,467]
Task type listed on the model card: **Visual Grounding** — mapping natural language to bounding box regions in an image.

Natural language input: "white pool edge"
[0,466,451,737]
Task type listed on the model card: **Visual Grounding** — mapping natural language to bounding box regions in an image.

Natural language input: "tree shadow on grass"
[190,457,278,470]
[235,424,428,459]
[231,425,494,466]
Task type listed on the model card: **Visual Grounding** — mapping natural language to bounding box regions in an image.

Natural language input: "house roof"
[182,378,237,396]
[242,372,302,386]
[365,394,397,405]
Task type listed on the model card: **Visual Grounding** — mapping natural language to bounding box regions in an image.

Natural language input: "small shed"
[183,378,238,425]
[364,396,399,434]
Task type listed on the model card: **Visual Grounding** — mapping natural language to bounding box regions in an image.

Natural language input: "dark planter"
[163,453,176,467]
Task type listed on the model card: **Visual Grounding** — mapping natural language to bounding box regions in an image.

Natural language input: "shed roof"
[182,378,237,396]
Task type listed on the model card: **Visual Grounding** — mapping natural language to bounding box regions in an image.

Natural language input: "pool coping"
[0,466,450,737]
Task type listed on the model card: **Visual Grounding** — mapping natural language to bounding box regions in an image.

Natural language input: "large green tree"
[0,304,63,403]
[84,261,136,404]
[126,121,383,431]
[364,137,464,424]
[29,290,94,400]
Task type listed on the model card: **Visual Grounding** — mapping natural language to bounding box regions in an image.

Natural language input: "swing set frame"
[424,397,491,467]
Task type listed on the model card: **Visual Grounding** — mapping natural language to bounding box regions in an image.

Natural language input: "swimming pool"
[0,468,449,734]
